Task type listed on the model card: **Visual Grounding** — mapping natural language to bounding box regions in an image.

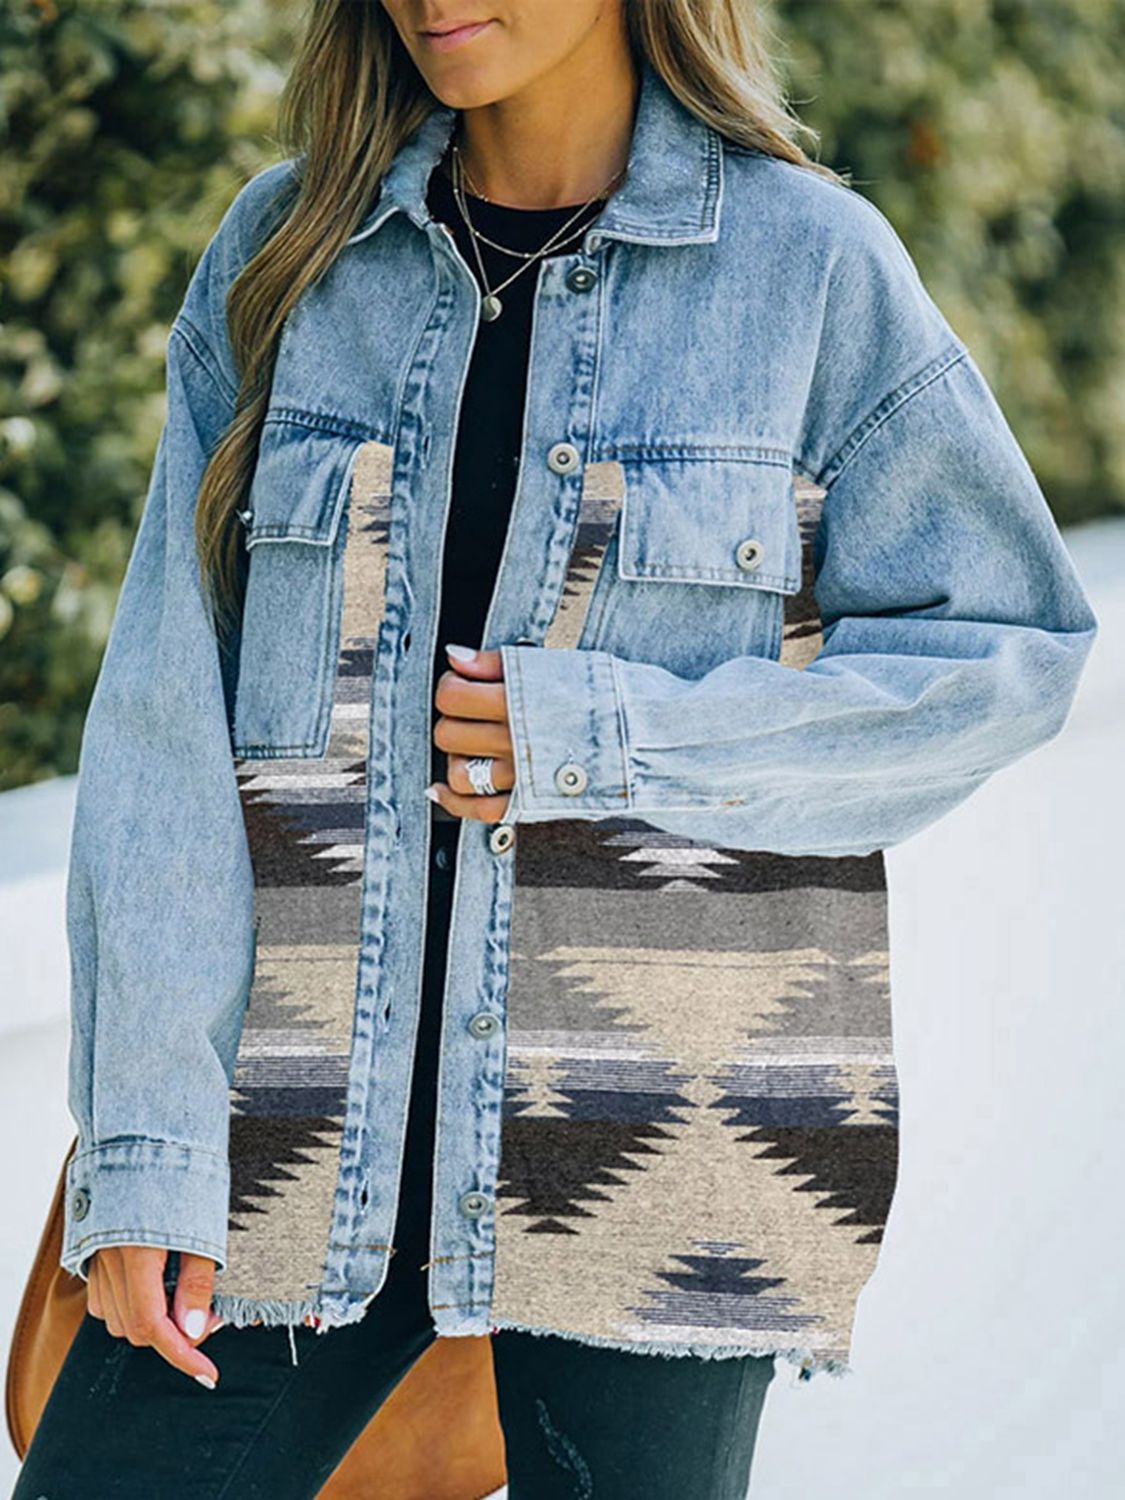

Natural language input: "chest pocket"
[231,418,394,759]
[578,450,803,673]
[617,451,802,591]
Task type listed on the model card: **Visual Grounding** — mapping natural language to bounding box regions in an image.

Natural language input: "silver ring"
[466,756,498,797]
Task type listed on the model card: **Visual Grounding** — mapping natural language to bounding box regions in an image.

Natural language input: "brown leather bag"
[5,1138,507,1499]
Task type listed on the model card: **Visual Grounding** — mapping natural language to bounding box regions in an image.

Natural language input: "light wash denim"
[59,56,1097,1347]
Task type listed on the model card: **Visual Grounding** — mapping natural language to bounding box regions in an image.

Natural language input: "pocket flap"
[241,419,365,547]
[617,452,801,593]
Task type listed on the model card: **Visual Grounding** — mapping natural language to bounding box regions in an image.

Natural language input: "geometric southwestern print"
[490,468,900,1379]
[216,440,393,1319]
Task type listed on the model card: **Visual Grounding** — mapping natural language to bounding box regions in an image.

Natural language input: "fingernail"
[424,785,440,802]
[182,1308,207,1339]
[194,1373,217,1390]
[445,644,476,661]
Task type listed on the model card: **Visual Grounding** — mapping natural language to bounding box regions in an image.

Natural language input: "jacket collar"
[344,55,723,250]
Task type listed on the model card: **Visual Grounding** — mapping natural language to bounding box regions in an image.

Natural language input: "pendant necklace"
[449,141,626,323]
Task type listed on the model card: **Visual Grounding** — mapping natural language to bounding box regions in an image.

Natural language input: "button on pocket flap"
[242,419,364,547]
[617,452,801,593]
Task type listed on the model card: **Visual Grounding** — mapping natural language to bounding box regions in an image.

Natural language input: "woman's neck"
[452,45,637,211]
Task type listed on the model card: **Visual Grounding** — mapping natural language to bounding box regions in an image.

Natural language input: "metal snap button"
[458,1190,489,1219]
[489,823,515,855]
[468,1011,500,1040]
[513,635,536,646]
[72,1187,91,1221]
[554,762,589,796]
[546,441,581,475]
[565,265,598,293]
[734,538,764,572]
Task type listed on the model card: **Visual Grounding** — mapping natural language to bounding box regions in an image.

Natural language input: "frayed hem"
[209,1295,853,1384]
[484,1316,852,1384]
[209,1291,374,1366]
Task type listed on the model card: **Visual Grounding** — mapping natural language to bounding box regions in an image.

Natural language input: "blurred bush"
[1,0,1120,789]
[0,0,298,790]
[773,0,1125,526]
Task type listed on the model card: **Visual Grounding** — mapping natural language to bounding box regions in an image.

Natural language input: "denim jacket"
[60,59,1097,1380]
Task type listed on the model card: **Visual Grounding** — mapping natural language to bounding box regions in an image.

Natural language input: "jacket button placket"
[321,243,484,1314]
[425,250,606,1336]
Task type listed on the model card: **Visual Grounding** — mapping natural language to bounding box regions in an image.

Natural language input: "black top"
[424,157,607,818]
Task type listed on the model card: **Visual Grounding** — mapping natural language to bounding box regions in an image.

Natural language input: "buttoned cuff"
[499,644,632,820]
[61,1139,230,1283]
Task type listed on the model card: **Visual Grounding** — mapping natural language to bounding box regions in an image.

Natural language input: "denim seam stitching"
[169,316,239,409]
[607,443,791,464]
[65,1228,227,1259]
[619,563,797,590]
[607,652,634,809]
[261,408,394,443]
[815,344,968,490]
[72,1139,229,1167]
[508,645,538,804]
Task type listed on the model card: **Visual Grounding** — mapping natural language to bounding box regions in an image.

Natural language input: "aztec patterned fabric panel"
[490,467,900,1369]
[221,441,393,1310]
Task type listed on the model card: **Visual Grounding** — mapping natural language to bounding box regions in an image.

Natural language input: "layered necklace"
[447,138,626,322]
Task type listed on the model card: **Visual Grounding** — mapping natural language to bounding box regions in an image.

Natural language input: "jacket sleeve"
[498,334,1099,860]
[56,184,287,1280]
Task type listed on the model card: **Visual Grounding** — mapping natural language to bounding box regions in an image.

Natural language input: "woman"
[14,1,1097,1496]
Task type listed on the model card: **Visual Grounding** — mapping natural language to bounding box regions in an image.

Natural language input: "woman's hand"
[428,644,515,823]
[87,1245,224,1388]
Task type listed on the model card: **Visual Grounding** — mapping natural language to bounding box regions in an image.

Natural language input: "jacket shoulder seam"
[814,344,968,491]
[169,315,239,411]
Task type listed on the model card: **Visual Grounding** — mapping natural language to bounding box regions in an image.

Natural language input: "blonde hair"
[198,0,845,639]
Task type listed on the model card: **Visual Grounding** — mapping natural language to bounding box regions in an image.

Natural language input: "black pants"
[12,820,776,1499]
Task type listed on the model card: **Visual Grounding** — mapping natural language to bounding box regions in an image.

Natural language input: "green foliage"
[770,0,1125,522]
[1,0,1120,790]
[0,0,299,789]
